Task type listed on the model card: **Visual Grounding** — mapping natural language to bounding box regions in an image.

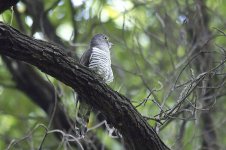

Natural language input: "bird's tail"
[76,95,91,136]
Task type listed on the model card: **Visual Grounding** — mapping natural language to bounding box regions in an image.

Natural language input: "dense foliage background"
[0,0,226,149]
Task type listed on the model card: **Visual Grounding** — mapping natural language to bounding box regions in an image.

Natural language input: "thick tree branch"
[0,22,169,150]
[2,2,103,148]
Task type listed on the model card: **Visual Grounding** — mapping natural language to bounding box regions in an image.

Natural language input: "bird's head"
[90,34,113,50]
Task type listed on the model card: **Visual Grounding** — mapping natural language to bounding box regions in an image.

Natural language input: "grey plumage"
[80,34,113,83]
[77,34,114,135]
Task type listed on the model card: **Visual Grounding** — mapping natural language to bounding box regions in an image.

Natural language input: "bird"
[76,33,114,135]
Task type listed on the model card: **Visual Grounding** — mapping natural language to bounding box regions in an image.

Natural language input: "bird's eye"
[104,36,108,40]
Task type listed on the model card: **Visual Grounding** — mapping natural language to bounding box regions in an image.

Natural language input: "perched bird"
[77,34,114,135]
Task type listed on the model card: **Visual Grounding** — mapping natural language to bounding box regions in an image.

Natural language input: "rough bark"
[1,1,104,149]
[0,22,169,150]
[3,58,106,149]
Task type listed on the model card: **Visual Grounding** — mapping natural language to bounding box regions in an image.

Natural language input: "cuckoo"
[77,33,114,135]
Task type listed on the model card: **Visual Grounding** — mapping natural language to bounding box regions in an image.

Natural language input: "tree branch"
[0,22,169,150]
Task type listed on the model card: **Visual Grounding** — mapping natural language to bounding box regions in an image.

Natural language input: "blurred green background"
[0,0,226,149]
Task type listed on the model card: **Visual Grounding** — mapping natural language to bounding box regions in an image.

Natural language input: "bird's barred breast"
[89,47,114,83]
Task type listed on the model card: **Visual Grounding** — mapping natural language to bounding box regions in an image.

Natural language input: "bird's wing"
[80,48,92,66]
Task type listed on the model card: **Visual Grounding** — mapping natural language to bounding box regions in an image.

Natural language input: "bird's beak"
[109,42,114,48]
